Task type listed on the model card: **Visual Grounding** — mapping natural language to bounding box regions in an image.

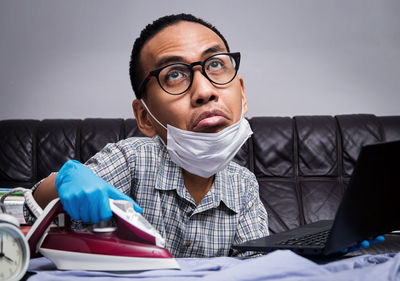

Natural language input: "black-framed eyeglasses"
[138,52,241,95]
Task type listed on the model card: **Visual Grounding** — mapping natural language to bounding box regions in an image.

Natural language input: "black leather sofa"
[1,114,400,239]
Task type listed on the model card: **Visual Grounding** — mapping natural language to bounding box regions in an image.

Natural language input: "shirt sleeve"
[23,140,136,225]
[231,174,269,257]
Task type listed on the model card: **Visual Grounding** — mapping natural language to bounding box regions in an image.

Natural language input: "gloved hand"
[340,235,385,254]
[55,160,142,223]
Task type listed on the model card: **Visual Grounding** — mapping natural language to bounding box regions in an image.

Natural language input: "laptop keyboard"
[277,229,331,246]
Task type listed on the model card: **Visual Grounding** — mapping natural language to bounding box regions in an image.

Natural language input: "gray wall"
[1,0,399,119]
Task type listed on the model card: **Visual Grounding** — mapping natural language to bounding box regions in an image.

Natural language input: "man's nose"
[190,68,218,106]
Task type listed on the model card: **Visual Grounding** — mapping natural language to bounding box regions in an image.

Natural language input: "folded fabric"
[27,250,400,281]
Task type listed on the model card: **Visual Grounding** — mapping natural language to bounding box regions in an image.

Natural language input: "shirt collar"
[154,137,183,191]
[212,168,239,214]
[153,136,239,213]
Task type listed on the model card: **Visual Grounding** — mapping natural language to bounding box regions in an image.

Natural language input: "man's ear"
[238,76,248,115]
[132,99,157,137]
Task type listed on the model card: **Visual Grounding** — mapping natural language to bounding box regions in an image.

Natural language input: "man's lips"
[192,110,230,131]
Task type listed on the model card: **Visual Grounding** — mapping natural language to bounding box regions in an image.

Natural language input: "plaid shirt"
[27,136,269,257]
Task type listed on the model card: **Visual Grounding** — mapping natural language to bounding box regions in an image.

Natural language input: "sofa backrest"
[1,114,399,234]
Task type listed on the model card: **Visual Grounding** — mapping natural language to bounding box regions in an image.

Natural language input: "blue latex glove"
[340,235,385,254]
[55,160,142,223]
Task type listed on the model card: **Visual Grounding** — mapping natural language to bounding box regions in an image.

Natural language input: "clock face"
[0,224,29,281]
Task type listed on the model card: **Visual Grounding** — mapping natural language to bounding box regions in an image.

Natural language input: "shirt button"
[185,241,192,247]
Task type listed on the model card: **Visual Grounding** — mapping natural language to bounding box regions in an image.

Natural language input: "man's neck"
[182,169,214,206]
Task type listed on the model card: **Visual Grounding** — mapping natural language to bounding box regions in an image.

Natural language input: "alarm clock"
[0,212,30,281]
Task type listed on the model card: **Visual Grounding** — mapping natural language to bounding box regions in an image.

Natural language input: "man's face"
[136,21,247,141]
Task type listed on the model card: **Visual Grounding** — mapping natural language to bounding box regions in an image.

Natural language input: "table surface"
[23,234,400,281]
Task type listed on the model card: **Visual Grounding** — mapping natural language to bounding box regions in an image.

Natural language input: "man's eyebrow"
[154,45,227,69]
[201,45,226,56]
[154,56,184,69]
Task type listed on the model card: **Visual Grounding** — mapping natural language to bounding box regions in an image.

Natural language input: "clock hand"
[0,233,3,254]
[3,254,15,263]
[1,233,16,263]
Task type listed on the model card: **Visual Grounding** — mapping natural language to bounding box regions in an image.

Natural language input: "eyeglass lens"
[158,54,237,94]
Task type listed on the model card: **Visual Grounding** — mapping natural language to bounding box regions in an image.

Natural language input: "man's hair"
[129,13,230,99]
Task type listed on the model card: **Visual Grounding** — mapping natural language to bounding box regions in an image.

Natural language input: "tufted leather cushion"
[1,114,399,234]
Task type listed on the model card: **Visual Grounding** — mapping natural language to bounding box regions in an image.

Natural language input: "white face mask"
[141,100,253,178]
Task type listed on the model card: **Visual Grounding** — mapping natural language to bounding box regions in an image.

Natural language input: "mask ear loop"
[238,100,245,121]
[140,100,168,145]
[140,100,167,131]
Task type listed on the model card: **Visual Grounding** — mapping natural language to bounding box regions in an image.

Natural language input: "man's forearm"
[33,173,59,209]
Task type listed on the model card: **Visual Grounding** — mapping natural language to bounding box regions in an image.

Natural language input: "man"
[28,13,269,257]
[27,13,380,258]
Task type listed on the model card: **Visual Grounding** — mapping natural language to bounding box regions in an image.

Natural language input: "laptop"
[232,140,400,256]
